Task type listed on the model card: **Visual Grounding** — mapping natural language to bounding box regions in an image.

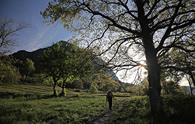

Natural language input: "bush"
[111,95,195,124]
[111,96,150,124]
[161,80,182,95]
[89,83,98,93]
[43,76,53,85]
[162,95,195,124]
[0,60,21,83]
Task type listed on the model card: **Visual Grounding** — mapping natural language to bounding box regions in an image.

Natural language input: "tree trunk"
[52,77,57,96]
[188,74,194,95]
[52,82,57,96]
[23,74,27,82]
[143,36,162,123]
[147,53,162,119]
[129,0,163,122]
[188,81,192,96]
[60,82,66,96]
[189,72,195,87]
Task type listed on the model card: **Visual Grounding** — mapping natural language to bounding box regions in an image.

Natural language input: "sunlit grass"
[0,96,106,124]
[0,84,195,124]
[0,83,107,123]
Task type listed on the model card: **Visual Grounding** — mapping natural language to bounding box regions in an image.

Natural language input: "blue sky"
[0,0,73,52]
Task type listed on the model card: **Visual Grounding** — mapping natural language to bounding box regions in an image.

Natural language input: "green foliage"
[82,81,91,89]
[111,96,150,124]
[0,57,21,83]
[41,41,95,95]
[138,78,149,96]
[41,0,81,28]
[160,47,195,85]
[42,41,93,82]
[161,80,182,95]
[162,95,195,124]
[42,76,53,85]
[89,83,98,93]
[42,42,62,82]
[24,74,45,84]
[25,58,35,74]
[69,80,83,89]
[106,96,195,124]
[42,41,77,95]
[92,72,120,91]
[126,80,149,96]
[16,58,35,81]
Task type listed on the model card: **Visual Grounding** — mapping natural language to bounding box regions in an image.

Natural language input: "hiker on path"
[106,90,113,110]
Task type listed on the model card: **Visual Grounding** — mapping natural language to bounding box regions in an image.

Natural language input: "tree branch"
[156,0,183,51]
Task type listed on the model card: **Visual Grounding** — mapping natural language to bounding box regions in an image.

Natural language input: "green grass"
[0,84,151,124]
[110,96,150,124]
[110,95,195,124]
[0,83,59,95]
[0,84,195,124]
[0,96,106,124]
[0,84,108,124]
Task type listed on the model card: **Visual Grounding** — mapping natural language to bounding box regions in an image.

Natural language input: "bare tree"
[0,19,25,54]
[42,0,195,122]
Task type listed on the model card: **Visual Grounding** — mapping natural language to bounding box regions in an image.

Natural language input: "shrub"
[0,60,21,83]
[89,83,98,93]
[162,95,195,124]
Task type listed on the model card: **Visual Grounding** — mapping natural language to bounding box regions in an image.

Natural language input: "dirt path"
[87,110,113,124]
[87,98,128,124]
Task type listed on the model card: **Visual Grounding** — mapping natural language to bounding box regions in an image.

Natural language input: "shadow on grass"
[0,91,96,100]
[0,92,56,100]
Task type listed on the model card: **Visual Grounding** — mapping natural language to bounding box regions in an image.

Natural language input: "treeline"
[0,40,192,97]
[0,41,122,96]
[124,79,188,96]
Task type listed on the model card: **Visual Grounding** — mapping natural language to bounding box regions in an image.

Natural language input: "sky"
[0,0,191,85]
[0,0,140,83]
[0,0,73,52]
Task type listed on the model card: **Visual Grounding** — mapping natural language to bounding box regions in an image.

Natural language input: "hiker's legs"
[108,99,112,110]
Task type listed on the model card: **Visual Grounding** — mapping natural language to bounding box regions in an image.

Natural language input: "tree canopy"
[41,41,95,96]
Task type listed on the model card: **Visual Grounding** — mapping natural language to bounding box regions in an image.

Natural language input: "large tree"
[42,41,74,96]
[42,41,94,96]
[42,0,195,121]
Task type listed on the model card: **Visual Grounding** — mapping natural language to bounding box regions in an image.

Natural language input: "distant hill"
[11,41,119,81]
[12,45,53,67]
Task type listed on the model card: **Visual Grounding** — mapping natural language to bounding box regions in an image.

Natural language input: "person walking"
[106,90,113,110]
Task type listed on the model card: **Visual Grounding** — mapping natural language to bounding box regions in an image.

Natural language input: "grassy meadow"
[0,83,195,124]
[0,84,106,124]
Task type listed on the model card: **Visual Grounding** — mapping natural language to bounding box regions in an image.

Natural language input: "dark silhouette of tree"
[160,36,195,86]
[42,0,195,122]
[0,19,25,54]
